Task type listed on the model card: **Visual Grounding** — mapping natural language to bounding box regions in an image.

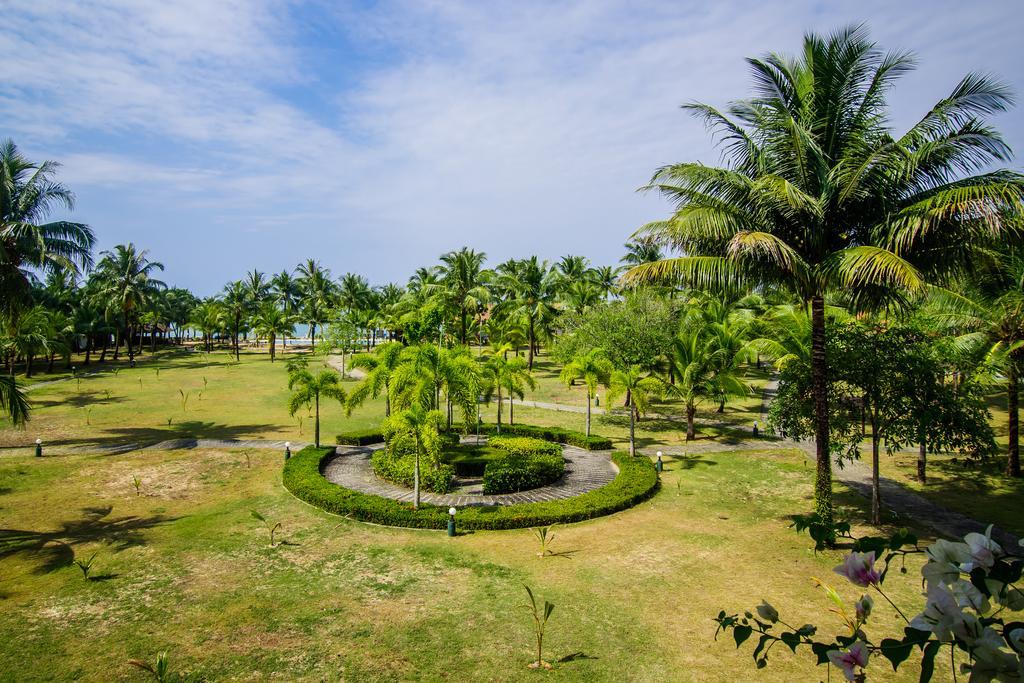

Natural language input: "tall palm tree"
[382,405,444,509]
[245,269,270,304]
[221,281,249,362]
[0,139,95,316]
[589,265,622,301]
[620,238,663,268]
[607,365,662,457]
[297,259,333,352]
[482,344,535,430]
[2,305,52,377]
[287,367,346,448]
[495,257,558,369]
[252,303,293,362]
[623,26,1024,533]
[348,341,405,417]
[94,244,165,366]
[435,248,490,345]
[560,348,612,436]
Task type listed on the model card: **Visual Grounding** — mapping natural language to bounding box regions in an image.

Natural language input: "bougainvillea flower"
[910,584,964,642]
[962,527,1002,572]
[833,552,881,588]
[826,641,869,681]
[854,594,873,622]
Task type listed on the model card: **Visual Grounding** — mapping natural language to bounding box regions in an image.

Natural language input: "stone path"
[321,439,618,507]
[18,438,305,457]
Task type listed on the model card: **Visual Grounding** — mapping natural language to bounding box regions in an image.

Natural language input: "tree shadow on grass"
[668,455,717,470]
[33,391,129,409]
[0,505,178,574]
[45,421,287,449]
[557,652,598,664]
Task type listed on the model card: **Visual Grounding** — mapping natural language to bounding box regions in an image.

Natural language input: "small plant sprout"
[84,406,92,426]
[112,367,120,376]
[155,367,160,379]
[251,510,282,547]
[178,388,189,412]
[104,389,111,401]
[196,389,203,402]
[532,523,558,558]
[242,450,252,469]
[297,416,304,435]
[139,377,144,390]
[167,417,173,427]
[132,475,142,496]
[74,551,98,580]
[128,652,198,682]
[202,376,208,389]
[524,585,555,669]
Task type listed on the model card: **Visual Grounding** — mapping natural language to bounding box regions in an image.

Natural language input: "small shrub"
[74,551,98,580]
[489,436,562,458]
[129,652,201,682]
[480,423,612,450]
[532,523,558,558]
[336,429,385,446]
[482,453,564,494]
[250,510,282,547]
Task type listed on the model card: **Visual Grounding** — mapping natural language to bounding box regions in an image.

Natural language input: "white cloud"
[2,0,1022,294]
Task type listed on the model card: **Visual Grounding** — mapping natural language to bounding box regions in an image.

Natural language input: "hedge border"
[335,422,614,450]
[284,446,658,530]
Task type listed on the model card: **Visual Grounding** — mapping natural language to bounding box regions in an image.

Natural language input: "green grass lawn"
[0,443,948,681]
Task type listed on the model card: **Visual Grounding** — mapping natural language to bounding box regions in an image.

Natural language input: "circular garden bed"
[284,423,659,530]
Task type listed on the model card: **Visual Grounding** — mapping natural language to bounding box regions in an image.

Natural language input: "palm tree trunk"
[234,316,240,361]
[870,407,881,526]
[314,393,320,448]
[527,318,535,369]
[917,422,927,484]
[384,379,391,418]
[84,336,92,365]
[24,352,33,378]
[269,334,276,362]
[509,385,514,425]
[1008,359,1020,477]
[810,295,834,536]
[112,328,120,360]
[629,405,636,456]
[586,393,591,437]
[413,434,421,509]
[100,334,109,362]
[310,322,316,353]
[497,385,503,433]
[686,403,696,441]
[47,351,55,373]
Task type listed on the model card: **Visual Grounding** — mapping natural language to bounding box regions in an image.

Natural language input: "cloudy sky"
[3,0,1022,295]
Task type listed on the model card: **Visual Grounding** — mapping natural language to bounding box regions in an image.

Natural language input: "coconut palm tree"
[481,344,535,430]
[252,303,293,362]
[561,280,602,315]
[244,269,270,304]
[287,367,347,448]
[297,259,333,352]
[94,244,165,366]
[348,341,405,417]
[559,348,612,436]
[382,405,444,509]
[0,139,95,316]
[434,248,490,346]
[494,257,558,369]
[622,26,1024,532]
[589,265,623,301]
[620,238,663,268]
[221,281,249,362]
[2,305,52,377]
[607,365,662,457]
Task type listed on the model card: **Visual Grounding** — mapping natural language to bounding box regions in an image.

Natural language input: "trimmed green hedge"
[482,453,564,494]
[336,429,384,446]
[284,446,658,530]
[480,423,613,450]
[488,435,562,458]
[371,449,456,493]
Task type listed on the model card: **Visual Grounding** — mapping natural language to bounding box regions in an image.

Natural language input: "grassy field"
[0,444,948,681]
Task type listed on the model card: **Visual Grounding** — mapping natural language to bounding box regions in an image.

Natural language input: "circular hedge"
[283,446,659,530]
[481,436,564,494]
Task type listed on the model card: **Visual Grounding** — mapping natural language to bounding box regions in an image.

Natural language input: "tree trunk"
[113,328,120,360]
[496,385,503,432]
[509,387,514,425]
[314,393,320,448]
[24,353,33,378]
[870,408,881,526]
[810,295,834,537]
[47,351,55,373]
[527,318,535,369]
[234,316,240,361]
[585,394,592,437]
[310,322,317,353]
[384,380,391,418]
[717,398,725,413]
[917,425,927,484]
[413,437,421,509]
[127,321,136,366]
[686,403,696,441]
[1008,359,1020,477]
[629,405,636,456]
[84,336,92,365]
[269,334,276,362]
[99,334,109,363]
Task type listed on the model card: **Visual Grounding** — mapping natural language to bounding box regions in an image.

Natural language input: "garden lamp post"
[35,438,43,458]
[656,451,663,473]
[448,507,457,537]
[284,441,291,461]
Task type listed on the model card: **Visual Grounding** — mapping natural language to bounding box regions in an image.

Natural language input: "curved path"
[322,441,618,507]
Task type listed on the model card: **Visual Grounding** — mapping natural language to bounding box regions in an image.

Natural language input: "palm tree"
[559,348,612,436]
[0,139,95,316]
[244,269,270,304]
[930,248,1024,477]
[2,305,52,377]
[94,244,165,366]
[665,325,749,440]
[252,303,293,362]
[338,272,372,313]
[297,259,333,352]
[348,341,405,417]
[620,238,663,268]
[287,367,347,448]
[435,248,490,345]
[495,257,558,369]
[607,365,662,456]
[0,374,29,425]
[623,26,1024,532]
[221,281,249,362]
[589,265,622,301]
[436,345,483,428]
[561,280,602,315]
[382,405,444,509]
[482,345,535,430]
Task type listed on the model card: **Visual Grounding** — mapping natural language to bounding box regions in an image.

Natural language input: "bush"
[371,448,455,493]
[336,429,384,446]
[284,446,657,530]
[479,423,612,450]
[482,453,564,494]
[488,436,562,458]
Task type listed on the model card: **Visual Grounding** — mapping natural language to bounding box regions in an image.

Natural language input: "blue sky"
[3,1,1022,296]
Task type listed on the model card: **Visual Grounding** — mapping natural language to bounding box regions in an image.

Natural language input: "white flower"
[961,526,1002,572]
[922,538,969,586]
[910,584,965,643]
[952,579,990,615]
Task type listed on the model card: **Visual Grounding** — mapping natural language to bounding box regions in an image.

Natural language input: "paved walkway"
[13,438,304,457]
[322,439,618,507]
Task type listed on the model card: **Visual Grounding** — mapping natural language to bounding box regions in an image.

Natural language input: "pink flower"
[833,552,881,588]
[827,641,869,682]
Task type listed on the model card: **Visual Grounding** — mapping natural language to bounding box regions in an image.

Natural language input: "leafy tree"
[94,244,165,366]
[251,303,293,362]
[624,26,1024,536]
[559,348,612,436]
[287,367,346,448]
[607,365,661,456]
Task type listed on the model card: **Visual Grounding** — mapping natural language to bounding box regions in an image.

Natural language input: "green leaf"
[733,625,753,648]
[878,638,913,670]
[919,641,941,682]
